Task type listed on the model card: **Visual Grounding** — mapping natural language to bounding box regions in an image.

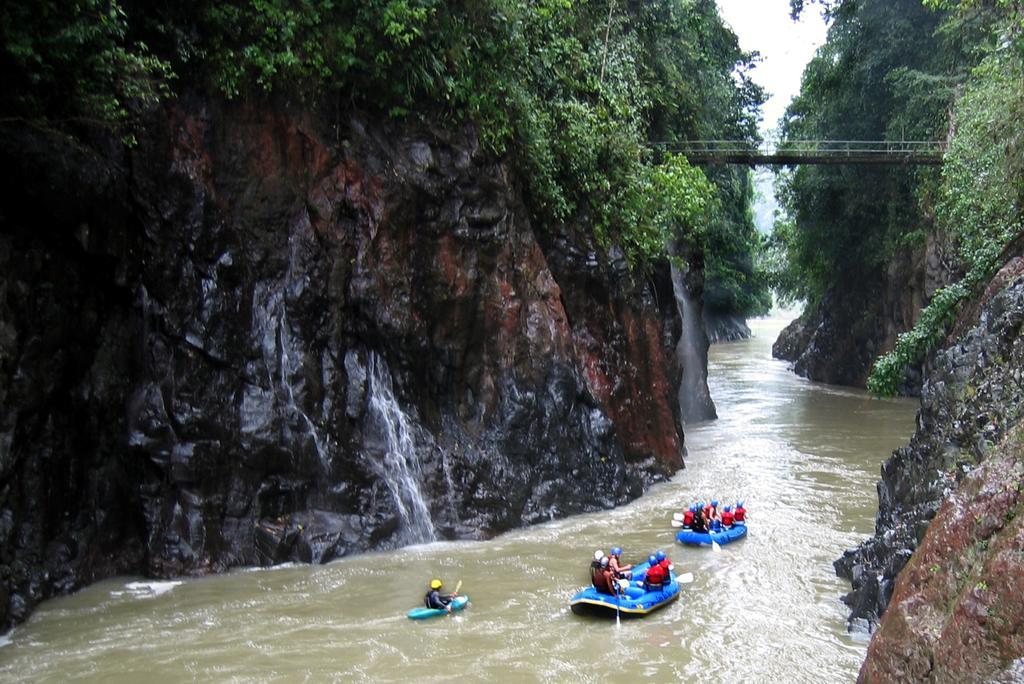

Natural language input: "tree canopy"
[766,0,1024,394]
[1,0,772,315]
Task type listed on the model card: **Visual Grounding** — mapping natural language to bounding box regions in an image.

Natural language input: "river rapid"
[0,317,917,682]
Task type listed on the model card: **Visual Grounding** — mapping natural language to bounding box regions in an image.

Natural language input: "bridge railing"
[650,139,947,162]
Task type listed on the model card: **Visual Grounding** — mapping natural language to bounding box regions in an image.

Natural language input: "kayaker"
[704,500,721,521]
[682,506,695,528]
[644,555,668,591]
[734,501,746,523]
[608,547,633,580]
[424,578,458,611]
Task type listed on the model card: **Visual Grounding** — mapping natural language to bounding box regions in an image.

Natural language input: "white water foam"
[115,580,183,599]
[365,352,436,544]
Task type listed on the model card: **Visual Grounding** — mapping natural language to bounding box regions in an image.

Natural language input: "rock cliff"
[835,259,1024,679]
[0,97,689,630]
[773,234,952,391]
[702,310,751,343]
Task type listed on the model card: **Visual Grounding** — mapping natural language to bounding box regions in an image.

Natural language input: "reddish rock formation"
[0,96,689,630]
[859,426,1024,682]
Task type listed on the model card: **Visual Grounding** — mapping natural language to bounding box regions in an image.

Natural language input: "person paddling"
[608,546,633,580]
[424,578,458,612]
[643,554,668,591]
[591,555,615,595]
[734,501,746,523]
[691,507,708,533]
[722,506,735,527]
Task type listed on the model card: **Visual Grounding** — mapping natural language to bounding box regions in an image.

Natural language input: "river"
[0,317,917,682]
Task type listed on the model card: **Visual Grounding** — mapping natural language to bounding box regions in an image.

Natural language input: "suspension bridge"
[652,139,947,165]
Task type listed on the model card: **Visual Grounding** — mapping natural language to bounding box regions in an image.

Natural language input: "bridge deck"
[654,140,946,166]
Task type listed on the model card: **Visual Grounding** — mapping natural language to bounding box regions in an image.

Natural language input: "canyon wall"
[773,234,952,392]
[836,258,1024,680]
[0,97,691,630]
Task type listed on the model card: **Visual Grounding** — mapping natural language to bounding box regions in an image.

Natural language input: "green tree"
[769,0,948,307]
[869,3,1024,395]
[1,0,172,141]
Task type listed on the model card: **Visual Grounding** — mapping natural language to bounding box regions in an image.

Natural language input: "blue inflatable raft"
[407,595,469,620]
[569,562,680,618]
[675,523,747,547]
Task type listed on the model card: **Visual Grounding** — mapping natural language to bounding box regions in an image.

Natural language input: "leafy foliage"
[1,0,173,142]
[2,0,771,304]
[868,10,1024,395]
[768,0,950,309]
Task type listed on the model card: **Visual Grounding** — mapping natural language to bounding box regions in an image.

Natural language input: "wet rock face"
[858,427,1024,683]
[837,267,1024,676]
[773,234,952,392]
[0,99,685,630]
[702,311,751,344]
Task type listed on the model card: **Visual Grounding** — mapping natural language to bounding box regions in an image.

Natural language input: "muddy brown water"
[0,318,917,682]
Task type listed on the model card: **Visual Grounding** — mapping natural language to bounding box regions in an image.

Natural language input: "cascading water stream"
[276,305,330,469]
[364,352,436,544]
[671,262,717,423]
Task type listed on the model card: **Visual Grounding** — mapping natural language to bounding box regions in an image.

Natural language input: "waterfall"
[671,263,718,423]
[364,352,436,544]
[275,303,330,469]
[250,264,332,471]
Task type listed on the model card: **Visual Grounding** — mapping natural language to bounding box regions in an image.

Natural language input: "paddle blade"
[711,540,721,552]
[670,519,683,528]
[672,512,684,522]
[454,579,463,594]
[677,572,694,584]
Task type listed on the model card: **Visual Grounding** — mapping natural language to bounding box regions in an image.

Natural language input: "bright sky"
[715,0,829,135]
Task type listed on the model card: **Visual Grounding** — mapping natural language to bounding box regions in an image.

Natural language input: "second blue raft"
[675,522,747,547]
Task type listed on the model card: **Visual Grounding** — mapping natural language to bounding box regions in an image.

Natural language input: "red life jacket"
[683,510,694,526]
[722,510,735,526]
[645,562,668,587]
[734,505,746,522]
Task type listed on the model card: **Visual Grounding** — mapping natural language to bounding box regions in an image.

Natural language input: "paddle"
[615,578,629,626]
[676,572,694,584]
[444,580,464,614]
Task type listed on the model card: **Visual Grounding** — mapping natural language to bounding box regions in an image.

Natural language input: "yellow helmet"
[430,579,443,589]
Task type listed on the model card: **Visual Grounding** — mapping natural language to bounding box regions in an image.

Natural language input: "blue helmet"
[724,506,732,512]
[648,555,657,565]
[711,500,719,507]
[611,546,622,556]
[698,501,705,509]
[655,550,666,562]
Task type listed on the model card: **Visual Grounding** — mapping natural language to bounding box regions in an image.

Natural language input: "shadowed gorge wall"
[0,98,688,631]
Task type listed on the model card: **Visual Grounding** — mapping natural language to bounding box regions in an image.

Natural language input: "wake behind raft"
[569,560,680,618]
